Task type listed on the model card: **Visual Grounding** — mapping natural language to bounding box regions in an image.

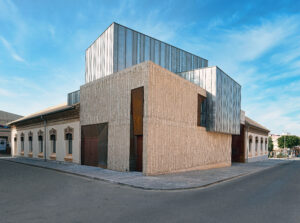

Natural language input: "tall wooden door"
[130,87,144,172]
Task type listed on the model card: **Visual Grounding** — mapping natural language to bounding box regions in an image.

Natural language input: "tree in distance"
[278,135,300,149]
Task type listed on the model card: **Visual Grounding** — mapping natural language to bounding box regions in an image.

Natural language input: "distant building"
[270,134,281,153]
[0,110,22,153]
[270,133,292,156]
[9,22,244,175]
[0,110,22,126]
[232,110,270,162]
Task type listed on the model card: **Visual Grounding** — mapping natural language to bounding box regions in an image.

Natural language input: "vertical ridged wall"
[85,24,114,83]
[180,67,241,135]
[216,67,241,134]
[85,23,208,83]
[67,90,80,105]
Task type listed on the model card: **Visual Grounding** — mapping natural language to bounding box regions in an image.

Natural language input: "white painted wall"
[11,121,80,164]
[246,131,268,162]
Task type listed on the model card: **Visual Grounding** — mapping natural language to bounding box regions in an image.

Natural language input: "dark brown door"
[136,136,143,171]
[82,137,99,167]
[231,124,245,163]
[98,124,108,168]
[81,123,108,168]
[130,87,144,172]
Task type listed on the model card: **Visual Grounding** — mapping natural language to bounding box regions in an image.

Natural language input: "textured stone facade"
[146,62,231,175]
[81,61,232,175]
[80,62,149,171]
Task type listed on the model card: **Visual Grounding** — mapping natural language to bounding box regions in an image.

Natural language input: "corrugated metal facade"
[85,23,208,83]
[68,90,80,105]
[85,24,114,83]
[180,67,241,135]
[85,22,240,135]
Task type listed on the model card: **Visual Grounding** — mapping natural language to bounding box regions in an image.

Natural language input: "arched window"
[20,133,24,152]
[49,128,57,154]
[28,131,33,152]
[66,133,72,154]
[255,137,258,152]
[64,127,73,155]
[265,138,268,151]
[249,136,252,152]
[38,130,43,153]
[261,138,264,152]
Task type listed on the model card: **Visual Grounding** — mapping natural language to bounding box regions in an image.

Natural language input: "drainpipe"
[41,115,47,162]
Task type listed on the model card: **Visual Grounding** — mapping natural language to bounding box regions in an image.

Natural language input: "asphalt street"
[0,159,299,223]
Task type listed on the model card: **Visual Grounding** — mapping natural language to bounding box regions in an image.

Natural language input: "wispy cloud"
[226,21,293,62]
[187,15,299,73]
[207,11,241,30]
[112,1,182,43]
[48,25,56,38]
[246,95,300,135]
[0,88,17,97]
[0,0,18,19]
[0,35,25,62]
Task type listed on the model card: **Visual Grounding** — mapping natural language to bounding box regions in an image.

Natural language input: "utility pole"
[284,134,286,151]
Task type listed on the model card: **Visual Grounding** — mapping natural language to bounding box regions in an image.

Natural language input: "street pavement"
[2,157,289,190]
[0,159,299,223]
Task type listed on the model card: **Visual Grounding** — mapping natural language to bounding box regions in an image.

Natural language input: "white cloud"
[271,46,300,65]
[114,2,182,43]
[12,53,25,62]
[0,0,18,20]
[183,15,299,73]
[76,12,86,22]
[207,11,240,30]
[48,25,56,38]
[0,70,82,116]
[248,106,300,136]
[0,35,25,62]
[0,88,16,97]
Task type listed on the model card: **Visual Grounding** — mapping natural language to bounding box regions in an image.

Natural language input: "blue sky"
[0,0,299,135]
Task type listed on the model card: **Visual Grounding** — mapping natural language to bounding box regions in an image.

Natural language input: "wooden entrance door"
[81,123,108,168]
[130,87,144,172]
[81,136,99,167]
[136,136,143,171]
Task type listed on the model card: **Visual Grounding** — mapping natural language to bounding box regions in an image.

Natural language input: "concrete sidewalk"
[1,157,291,190]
